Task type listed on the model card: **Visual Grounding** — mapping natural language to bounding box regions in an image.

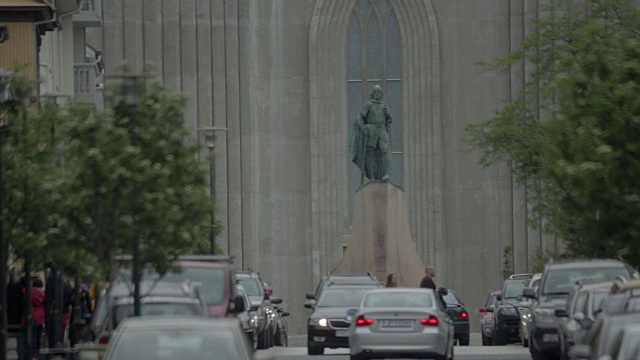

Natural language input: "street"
[255,345,531,360]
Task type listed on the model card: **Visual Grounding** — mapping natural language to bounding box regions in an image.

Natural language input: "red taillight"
[355,315,374,326]
[98,335,110,344]
[458,311,469,319]
[419,316,439,326]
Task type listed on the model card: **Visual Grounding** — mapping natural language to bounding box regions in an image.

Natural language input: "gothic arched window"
[347,0,403,215]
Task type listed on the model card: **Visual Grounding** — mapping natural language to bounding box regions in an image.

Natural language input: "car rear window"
[162,267,226,305]
[504,281,527,299]
[543,267,629,295]
[363,292,433,308]
[109,328,244,360]
[237,278,262,297]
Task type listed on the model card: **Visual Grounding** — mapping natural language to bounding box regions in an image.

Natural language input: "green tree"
[466,0,640,268]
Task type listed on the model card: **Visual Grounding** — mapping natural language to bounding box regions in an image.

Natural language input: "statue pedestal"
[333,182,426,287]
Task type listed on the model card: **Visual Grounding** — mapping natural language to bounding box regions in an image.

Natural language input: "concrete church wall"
[89,0,559,335]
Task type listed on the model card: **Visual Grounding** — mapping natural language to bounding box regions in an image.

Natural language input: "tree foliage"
[1,75,214,281]
[466,0,640,268]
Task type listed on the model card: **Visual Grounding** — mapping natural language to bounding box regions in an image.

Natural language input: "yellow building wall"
[0,22,35,79]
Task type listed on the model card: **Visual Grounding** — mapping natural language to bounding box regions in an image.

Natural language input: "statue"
[349,85,393,182]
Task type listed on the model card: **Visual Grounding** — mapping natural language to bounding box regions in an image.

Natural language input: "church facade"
[90,0,557,334]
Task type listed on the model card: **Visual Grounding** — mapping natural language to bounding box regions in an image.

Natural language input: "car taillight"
[98,335,110,344]
[419,316,439,326]
[355,315,374,326]
[458,311,469,319]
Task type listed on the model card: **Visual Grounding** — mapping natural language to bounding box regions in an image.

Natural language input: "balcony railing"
[74,62,101,106]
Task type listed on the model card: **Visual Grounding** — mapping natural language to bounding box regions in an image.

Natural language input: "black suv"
[305,272,380,305]
[304,284,380,355]
[235,270,275,350]
[492,275,531,345]
[523,259,635,360]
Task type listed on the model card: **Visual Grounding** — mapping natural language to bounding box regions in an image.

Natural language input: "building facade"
[85,0,559,334]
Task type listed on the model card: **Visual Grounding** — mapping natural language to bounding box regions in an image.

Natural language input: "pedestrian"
[385,273,398,287]
[6,268,25,327]
[30,278,46,357]
[419,265,437,290]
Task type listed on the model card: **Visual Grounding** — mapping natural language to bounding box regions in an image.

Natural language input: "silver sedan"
[348,288,455,360]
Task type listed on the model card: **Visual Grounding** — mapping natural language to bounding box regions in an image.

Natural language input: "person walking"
[385,273,398,287]
[30,278,46,357]
[419,265,436,290]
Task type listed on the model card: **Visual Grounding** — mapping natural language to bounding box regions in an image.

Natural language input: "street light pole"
[198,127,226,255]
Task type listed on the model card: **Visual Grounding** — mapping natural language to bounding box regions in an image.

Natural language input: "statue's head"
[370,85,383,100]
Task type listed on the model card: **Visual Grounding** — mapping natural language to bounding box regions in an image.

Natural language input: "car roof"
[546,259,627,269]
[489,290,502,295]
[175,260,233,269]
[364,288,435,295]
[109,280,200,298]
[118,316,240,330]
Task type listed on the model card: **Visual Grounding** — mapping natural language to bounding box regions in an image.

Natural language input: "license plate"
[379,319,413,328]
[335,330,349,337]
[543,334,559,342]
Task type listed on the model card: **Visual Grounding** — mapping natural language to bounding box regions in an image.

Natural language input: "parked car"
[95,280,210,344]
[523,259,635,360]
[272,300,290,347]
[493,275,531,345]
[479,290,501,346]
[161,256,243,317]
[348,288,455,360]
[305,272,380,305]
[305,284,375,355]
[103,316,253,360]
[235,284,259,351]
[520,273,542,347]
[609,323,640,360]
[595,277,640,317]
[568,312,640,360]
[441,289,470,346]
[235,269,275,349]
[556,281,612,359]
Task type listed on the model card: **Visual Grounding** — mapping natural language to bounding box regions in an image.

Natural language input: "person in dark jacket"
[419,265,436,290]
[385,273,398,287]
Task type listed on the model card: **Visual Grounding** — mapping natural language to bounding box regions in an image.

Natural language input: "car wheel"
[522,337,529,348]
[482,334,492,346]
[458,337,470,346]
[281,326,288,347]
[258,329,269,350]
[252,331,258,351]
[529,340,550,360]
[268,326,275,348]
[308,345,324,355]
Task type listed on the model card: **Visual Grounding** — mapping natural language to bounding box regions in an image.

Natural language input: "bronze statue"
[349,85,392,182]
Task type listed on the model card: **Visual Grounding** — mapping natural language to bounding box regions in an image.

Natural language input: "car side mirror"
[568,344,591,359]
[305,293,315,300]
[555,309,568,318]
[496,294,502,301]
[486,306,494,313]
[281,311,290,317]
[270,298,283,305]
[232,295,245,313]
[522,288,536,299]
[479,307,486,313]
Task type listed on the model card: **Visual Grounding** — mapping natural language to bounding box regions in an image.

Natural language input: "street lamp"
[198,126,227,255]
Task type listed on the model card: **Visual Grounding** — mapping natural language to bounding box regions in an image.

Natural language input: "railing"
[74,63,101,105]
[80,0,101,16]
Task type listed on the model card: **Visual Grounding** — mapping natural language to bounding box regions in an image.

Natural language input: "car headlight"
[533,308,556,323]
[309,318,328,327]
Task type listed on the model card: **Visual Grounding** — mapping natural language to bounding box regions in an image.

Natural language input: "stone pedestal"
[333,182,426,287]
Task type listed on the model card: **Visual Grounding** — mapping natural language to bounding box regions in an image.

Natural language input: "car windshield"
[112,303,203,329]
[363,292,433,308]
[108,328,244,360]
[162,267,225,305]
[317,288,370,307]
[504,281,527,299]
[543,267,629,295]
[237,279,262,297]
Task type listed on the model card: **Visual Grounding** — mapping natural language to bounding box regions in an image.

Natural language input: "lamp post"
[121,75,142,317]
[198,126,227,255]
